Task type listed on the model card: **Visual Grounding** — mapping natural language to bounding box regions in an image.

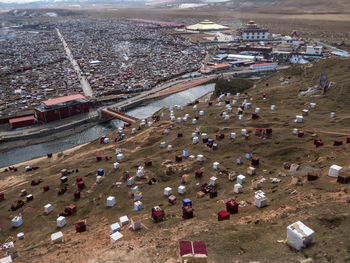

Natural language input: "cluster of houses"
[0,18,206,123]
[182,19,349,74]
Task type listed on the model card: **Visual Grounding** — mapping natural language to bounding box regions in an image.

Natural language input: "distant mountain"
[149,0,350,13]
[0,0,348,12]
[0,0,145,10]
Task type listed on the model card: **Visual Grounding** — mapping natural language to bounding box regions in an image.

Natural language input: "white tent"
[186,20,229,31]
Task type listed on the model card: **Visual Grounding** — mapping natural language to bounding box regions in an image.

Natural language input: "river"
[0,83,215,167]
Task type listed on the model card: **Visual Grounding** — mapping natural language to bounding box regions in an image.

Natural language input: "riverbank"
[0,76,215,149]
[0,90,214,169]
[0,142,89,172]
[0,121,98,153]
[0,84,216,167]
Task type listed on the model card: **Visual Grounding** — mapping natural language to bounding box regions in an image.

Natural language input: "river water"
[0,83,215,167]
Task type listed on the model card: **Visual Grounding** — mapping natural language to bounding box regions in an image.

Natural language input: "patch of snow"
[178,3,207,8]
[203,0,230,2]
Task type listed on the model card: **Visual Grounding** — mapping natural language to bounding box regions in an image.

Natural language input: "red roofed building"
[9,115,36,129]
[35,94,90,123]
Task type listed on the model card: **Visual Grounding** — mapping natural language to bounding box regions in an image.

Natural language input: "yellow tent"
[186,20,229,31]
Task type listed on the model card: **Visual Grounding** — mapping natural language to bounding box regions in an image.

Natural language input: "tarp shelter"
[179,241,207,263]
[287,221,314,250]
[51,231,63,243]
[110,231,123,244]
[328,165,342,177]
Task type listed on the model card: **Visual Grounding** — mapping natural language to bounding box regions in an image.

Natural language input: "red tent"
[218,210,230,221]
[179,241,207,263]
[209,189,217,199]
[182,206,194,220]
[75,221,86,232]
[144,158,152,167]
[251,157,260,166]
[307,173,318,181]
[314,139,324,147]
[74,190,81,199]
[67,204,77,215]
[175,155,182,162]
[252,113,259,119]
[195,170,203,178]
[152,206,164,222]
[77,181,85,189]
[337,172,350,184]
[226,200,239,214]
[334,140,343,146]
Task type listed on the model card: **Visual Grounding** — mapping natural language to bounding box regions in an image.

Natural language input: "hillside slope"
[0,57,349,263]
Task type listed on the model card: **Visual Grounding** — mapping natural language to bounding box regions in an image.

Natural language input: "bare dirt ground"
[1,57,349,262]
[87,7,350,50]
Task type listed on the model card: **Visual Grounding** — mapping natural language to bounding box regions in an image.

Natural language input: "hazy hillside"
[151,0,350,13]
[1,0,349,13]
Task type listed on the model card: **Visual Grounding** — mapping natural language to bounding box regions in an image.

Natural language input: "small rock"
[271,178,281,183]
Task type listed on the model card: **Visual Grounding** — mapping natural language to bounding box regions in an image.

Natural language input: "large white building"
[237,20,269,41]
[305,46,323,55]
[186,20,229,31]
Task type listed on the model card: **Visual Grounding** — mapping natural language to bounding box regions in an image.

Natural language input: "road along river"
[0,83,215,167]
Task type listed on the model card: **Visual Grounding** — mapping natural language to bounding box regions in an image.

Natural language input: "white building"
[281,36,301,47]
[237,20,269,41]
[305,46,323,55]
[287,221,314,250]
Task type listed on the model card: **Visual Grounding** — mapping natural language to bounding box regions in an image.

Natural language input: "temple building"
[35,94,90,123]
[237,20,269,41]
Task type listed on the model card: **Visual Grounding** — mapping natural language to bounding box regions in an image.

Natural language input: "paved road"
[55,28,94,98]
[108,65,289,111]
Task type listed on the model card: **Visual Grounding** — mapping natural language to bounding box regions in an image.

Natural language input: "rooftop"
[42,94,87,106]
[9,115,35,124]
